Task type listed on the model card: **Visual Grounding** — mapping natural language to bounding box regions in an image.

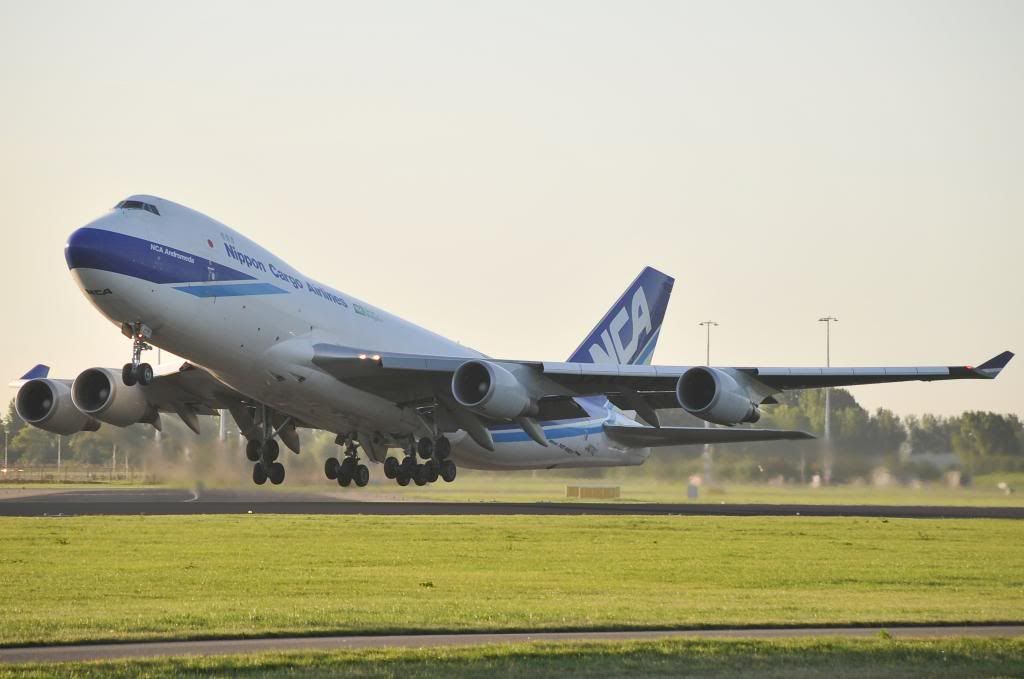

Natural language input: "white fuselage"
[66,196,649,470]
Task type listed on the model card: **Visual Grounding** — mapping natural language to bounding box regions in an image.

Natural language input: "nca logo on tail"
[588,288,652,364]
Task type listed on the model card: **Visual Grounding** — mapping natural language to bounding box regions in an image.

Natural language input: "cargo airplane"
[11,195,1014,487]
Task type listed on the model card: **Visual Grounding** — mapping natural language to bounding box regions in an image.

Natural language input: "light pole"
[818,316,838,484]
[698,321,719,487]
[698,321,718,366]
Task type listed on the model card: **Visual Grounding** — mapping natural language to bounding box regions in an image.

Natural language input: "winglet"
[974,351,1014,378]
[19,364,49,380]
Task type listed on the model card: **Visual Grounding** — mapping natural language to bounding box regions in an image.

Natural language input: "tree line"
[2,392,1022,483]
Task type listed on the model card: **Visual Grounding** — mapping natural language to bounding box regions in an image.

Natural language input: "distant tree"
[952,411,1022,473]
[9,426,59,465]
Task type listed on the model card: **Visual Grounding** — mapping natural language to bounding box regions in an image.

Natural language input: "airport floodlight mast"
[818,316,839,484]
[698,320,719,486]
[699,321,719,366]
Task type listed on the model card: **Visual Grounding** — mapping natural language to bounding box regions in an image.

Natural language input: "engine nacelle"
[72,367,156,428]
[16,378,100,436]
[676,366,761,425]
[452,360,536,419]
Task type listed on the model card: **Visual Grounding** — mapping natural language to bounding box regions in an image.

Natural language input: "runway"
[1,625,1022,664]
[0,487,1021,518]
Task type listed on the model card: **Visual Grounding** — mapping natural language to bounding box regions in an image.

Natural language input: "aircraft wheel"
[252,463,268,485]
[122,363,138,387]
[324,457,340,480]
[413,465,428,486]
[340,457,358,475]
[261,439,280,463]
[416,437,434,459]
[268,462,285,485]
[396,471,411,487]
[400,456,416,475]
[434,436,451,460]
[424,460,439,483]
[137,363,154,386]
[383,457,399,479]
[337,465,353,487]
[440,460,457,483]
[245,439,260,462]
[354,464,370,487]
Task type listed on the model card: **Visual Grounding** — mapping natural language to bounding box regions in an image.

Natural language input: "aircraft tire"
[245,439,261,462]
[340,457,357,476]
[413,465,428,486]
[337,466,352,487]
[434,436,451,460]
[324,457,340,480]
[261,439,280,463]
[400,456,416,475]
[252,463,268,485]
[268,462,285,485]
[137,363,154,386]
[122,363,137,387]
[383,457,399,479]
[354,464,370,487]
[424,460,439,483]
[440,460,457,483]
[396,472,411,487]
[416,437,434,459]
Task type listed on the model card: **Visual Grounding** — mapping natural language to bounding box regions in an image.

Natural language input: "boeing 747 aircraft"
[11,195,1014,487]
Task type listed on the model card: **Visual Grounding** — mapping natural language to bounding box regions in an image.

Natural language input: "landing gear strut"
[325,437,369,488]
[121,321,154,387]
[387,436,455,487]
[249,404,286,486]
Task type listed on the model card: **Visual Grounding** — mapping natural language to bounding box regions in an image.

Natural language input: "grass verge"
[0,515,1021,646]
[3,638,1024,678]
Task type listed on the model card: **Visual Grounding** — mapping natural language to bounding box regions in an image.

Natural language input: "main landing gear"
[383,436,456,487]
[324,437,369,488]
[121,321,154,387]
[247,405,286,486]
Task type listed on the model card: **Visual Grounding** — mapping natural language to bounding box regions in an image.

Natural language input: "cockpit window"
[115,200,160,216]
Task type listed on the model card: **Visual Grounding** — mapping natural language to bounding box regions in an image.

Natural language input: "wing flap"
[604,424,814,448]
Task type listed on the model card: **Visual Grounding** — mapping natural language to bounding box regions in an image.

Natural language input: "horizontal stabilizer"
[604,424,814,448]
[8,364,51,389]
[20,364,49,380]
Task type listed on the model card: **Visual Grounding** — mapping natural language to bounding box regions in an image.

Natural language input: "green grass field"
[2,638,1024,678]
[0,515,1021,647]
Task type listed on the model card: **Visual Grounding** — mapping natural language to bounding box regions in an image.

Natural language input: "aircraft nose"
[65,227,105,272]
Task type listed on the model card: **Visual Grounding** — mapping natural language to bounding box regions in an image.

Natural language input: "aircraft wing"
[313,343,1014,410]
[603,424,814,448]
[142,362,244,417]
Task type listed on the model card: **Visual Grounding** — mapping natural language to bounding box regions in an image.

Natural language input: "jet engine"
[676,366,760,425]
[72,367,157,428]
[452,360,537,419]
[16,378,100,436]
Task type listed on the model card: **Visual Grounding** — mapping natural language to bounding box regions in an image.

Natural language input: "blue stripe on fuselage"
[66,227,254,285]
[174,283,289,297]
[490,420,605,443]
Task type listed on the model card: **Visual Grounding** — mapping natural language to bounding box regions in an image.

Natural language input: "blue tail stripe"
[567,266,674,366]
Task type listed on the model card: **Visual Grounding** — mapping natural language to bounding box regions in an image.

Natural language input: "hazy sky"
[0,0,1020,418]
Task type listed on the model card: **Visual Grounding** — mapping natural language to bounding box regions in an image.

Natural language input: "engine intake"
[16,378,100,435]
[676,366,760,425]
[72,367,156,427]
[452,360,536,419]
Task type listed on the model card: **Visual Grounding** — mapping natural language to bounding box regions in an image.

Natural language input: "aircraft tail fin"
[567,267,674,365]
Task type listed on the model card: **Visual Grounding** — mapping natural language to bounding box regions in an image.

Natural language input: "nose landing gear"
[121,321,154,387]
